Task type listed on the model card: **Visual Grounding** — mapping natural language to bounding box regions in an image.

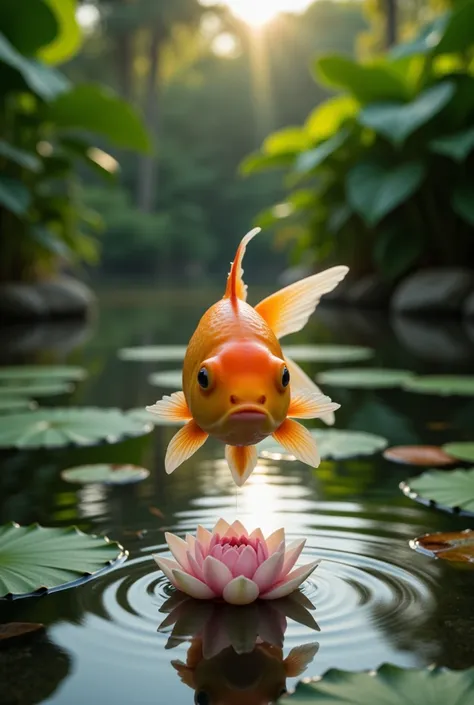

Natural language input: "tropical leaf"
[0,176,31,215]
[383,445,456,467]
[400,468,474,516]
[0,523,126,599]
[442,443,474,464]
[305,95,358,142]
[346,161,425,226]
[118,346,187,362]
[61,464,150,486]
[430,127,474,162]
[0,408,152,449]
[0,141,41,171]
[452,182,474,227]
[410,529,474,563]
[317,368,414,389]
[277,664,474,704]
[258,429,388,461]
[294,129,349,175]
[148,370,183,388]
[39,0,82,65]
[359,82,456,145]
[0,365,86,381]
[314,56,408,102]
[282,345,374,363]
[262,127,311,156]
[374,225,424,280]
[403,375,474,396]
[434,1,474,56]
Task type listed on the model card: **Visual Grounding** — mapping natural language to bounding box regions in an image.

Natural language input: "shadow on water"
[1,288,474,704]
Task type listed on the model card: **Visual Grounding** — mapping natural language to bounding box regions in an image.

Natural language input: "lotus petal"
[223,576,259,605]
[202,556,233,594]
[261,560,320,600]
[252,551,285,592]
[172,569,216,600]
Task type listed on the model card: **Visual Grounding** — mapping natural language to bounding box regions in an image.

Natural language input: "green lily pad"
[125,407,185,426]
[442,443,474,463]
[283,345,374,363]
[61,464,150,485]
[0,523,127,599]
[400,468,474,516]
[0,382,74,398]
[278,664,474,704]
[0,366,86,381]
[0,408,152,449]
[403,375,474,396]
[119,346,187,362]
[317,368,413,389]
[258,429,388,461]
[148,370,182,388]
[0,398,37,414]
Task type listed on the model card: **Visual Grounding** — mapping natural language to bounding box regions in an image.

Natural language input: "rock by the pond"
[392,268,474,315]
[346,274,393,308]
[0,276,95,322]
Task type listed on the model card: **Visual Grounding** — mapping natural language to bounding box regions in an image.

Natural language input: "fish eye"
[195,692,209,705]
[197,367,210,389]
[281,366,290,388]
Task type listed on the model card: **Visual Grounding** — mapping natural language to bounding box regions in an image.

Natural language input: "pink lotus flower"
[154,519,320,605]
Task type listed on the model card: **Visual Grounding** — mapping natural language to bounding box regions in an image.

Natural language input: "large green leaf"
[258,429,388,461]
[282,345,374,363]
[0,176,31,215]
[239,151,294,175]
[262,127,311,156]
[390,15,449,59]
[305,95,358,142]
[0,408,152,449]
[452,182,474,227]
[317,367,414,389]
[359,82,455,145]
[0,141,41,172]
[0,398,36,414]
[0,365,86,381]
[401,468,474,516]
[46,84,151,153]
[314,56,408,102]
[61,464,150,486]
[119,346,187,362]
[295,129,349,175]
[346,161,425,226]
[403,375,474,396]
[0,381,73,398]
[278,664,474,704]
[39,0,82,65]
[0,32,69,100]
[442,443,474,464]
[434,1,474,56]
[0,523,126,599]
[430,127,474,162]
[0,0,58,55]
[374,225,424,280]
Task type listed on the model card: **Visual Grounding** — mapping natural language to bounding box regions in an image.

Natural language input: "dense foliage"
[244,1,474,281]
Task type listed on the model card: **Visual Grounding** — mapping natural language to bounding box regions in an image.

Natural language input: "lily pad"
[400,468,474,516]
[410,529,474,563]
[0,523,127,599]
[0,382,73,398]
[119,346,187,362]
[148,370,182,388]
[0,398,37,414]
[258,429,388,461]
[125,407,185,426]
[61,463,150,485]
[383,445,456,467]
[282,345,374,363]
[0,366,86,381]
[442,443,474,463]
[278,664,474,704]
[0,407,152,449]
[403,375,474,396]
[317,368,413,389]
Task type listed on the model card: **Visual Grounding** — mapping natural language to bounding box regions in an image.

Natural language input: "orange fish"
[147,228,348,485]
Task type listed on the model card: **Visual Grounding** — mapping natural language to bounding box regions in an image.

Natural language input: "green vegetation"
[244,1,474,281]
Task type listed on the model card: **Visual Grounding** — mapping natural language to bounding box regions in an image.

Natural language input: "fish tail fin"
[224,227,261,303]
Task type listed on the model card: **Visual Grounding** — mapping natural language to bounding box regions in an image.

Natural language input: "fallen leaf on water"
[410,529,474,563]
[383,445,456,467]
[149,507,164,519]
[0,623,44,647]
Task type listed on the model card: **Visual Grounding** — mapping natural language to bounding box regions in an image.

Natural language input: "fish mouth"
[229,405,269,422]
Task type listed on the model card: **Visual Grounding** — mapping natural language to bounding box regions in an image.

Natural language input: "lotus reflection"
[158,591,320,705]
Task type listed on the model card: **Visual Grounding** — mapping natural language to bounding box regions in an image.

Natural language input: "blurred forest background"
[1,0,472,291]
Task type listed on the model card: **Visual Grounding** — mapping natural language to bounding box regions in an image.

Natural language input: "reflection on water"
[1,287,474,704]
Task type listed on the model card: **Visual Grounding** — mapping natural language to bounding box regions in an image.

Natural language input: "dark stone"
[393,314,474,365]
[391,268,474,315]
[0,283,48,321]
[346,274,392,308]
[0,277,95,322]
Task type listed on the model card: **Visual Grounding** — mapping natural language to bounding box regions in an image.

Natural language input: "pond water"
[1,286,474,705]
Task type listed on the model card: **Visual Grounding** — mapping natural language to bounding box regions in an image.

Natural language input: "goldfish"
[147,228,348,485]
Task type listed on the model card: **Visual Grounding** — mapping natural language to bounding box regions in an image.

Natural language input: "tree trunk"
[386,0,397,48]
[136,28,161,212]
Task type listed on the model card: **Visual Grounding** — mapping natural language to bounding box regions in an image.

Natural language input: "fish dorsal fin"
[224,227,261,303]
[255,266,349,338]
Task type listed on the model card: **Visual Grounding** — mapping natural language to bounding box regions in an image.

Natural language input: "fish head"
[188,340,290,443]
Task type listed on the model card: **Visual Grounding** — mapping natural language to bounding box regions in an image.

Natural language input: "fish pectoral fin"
[165,420,208,474]
[224,227,261,302]
[225,444,258,486]
[288,389,340,420]
[284,643,320,677]
[146,391,192,422]
[285,356,336,426]
[255,265,349,339]
[272,419,320,468]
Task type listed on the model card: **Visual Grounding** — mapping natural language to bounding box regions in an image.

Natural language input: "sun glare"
[224,0,312,27]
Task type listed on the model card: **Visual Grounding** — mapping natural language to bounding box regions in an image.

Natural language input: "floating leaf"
[0,407,152,449]
[442,443,474,464]
[0,382,73,398]
[282,345,374,363]
[400,468,474,516]
[410,529,474,563]
[278,664,474,704]
[317,368,413,389]
[148,370,182,388]
[403,375,474,396]
[383,445,456,467]
[0,622,44,646]
[125,407,185,427]
[0,365,86,381]
[61,463,149,486]
[0,398,36,414]
[0,523,127,599]
[258,429,388,461]
[119,346,186,362]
